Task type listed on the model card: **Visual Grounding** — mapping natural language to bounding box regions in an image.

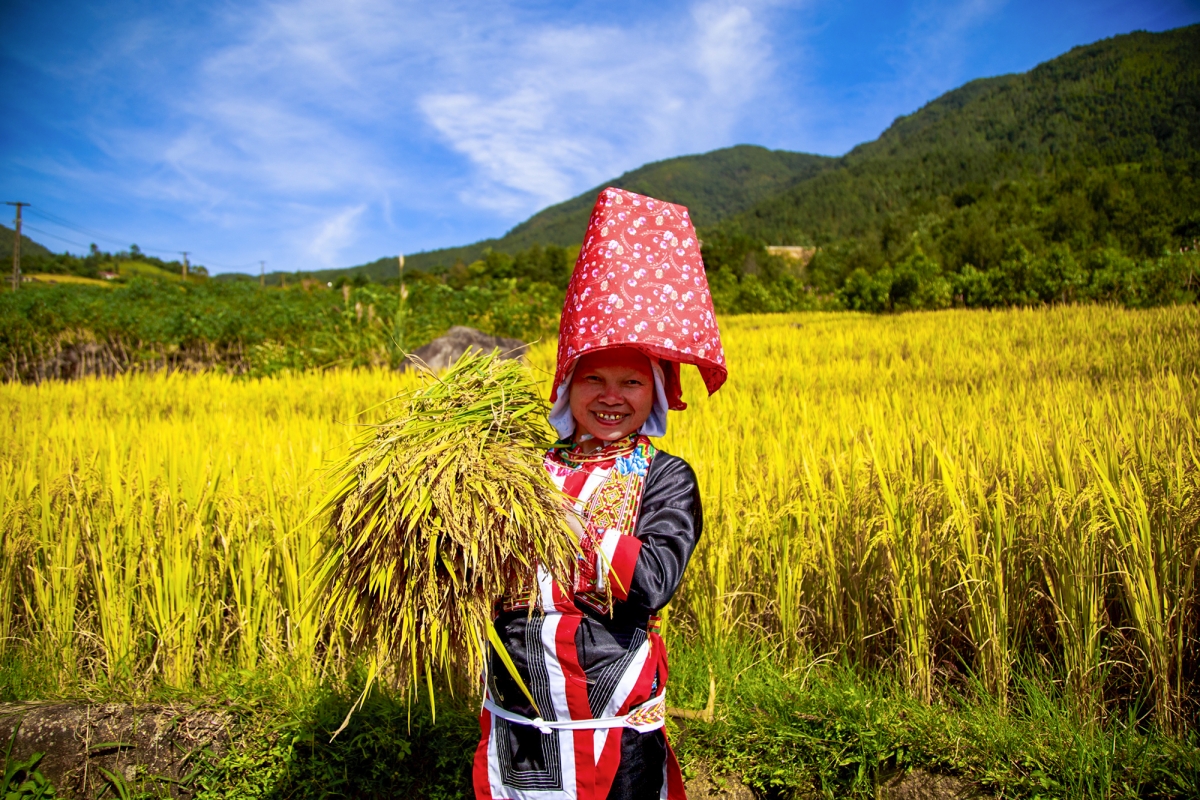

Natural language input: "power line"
[23,222,186,263]
[24,224,259,272]
[19,224,93,250]
[25,207,177,255]
[21,206,265,273]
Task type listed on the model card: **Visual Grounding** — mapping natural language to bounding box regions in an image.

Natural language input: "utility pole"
[6,202,30,292]
[180,251,189,279]
[394,254,407,358]
[260,261,266,288]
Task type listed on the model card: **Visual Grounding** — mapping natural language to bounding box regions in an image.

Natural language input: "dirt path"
[0,702,231,798]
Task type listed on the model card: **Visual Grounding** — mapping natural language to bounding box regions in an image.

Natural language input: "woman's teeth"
[594,412,625,422]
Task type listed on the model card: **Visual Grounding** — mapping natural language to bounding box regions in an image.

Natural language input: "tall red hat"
[551,187,727,410]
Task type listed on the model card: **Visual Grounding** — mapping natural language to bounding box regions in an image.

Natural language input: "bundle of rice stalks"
[313,348,577,724]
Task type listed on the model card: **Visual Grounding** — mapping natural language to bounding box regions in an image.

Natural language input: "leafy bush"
[0,276,562,381]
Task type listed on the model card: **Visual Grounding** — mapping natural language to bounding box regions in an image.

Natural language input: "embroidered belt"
[482,692,666,735]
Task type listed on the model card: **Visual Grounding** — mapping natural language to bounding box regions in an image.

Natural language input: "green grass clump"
[668,638,1200,799]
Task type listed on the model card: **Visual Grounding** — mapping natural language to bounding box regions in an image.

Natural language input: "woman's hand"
[563,507,586,542]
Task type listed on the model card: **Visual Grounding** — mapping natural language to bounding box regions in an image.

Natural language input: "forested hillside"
[0,224,53,263]
[701,25,1200,311]
[497,146,832,253]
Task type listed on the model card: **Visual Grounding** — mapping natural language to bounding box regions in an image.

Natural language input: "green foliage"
[1,723,56,800]
[0,271,563,380]
[0,754,57,800]
[182,638,1200,799]
[13,240,197,281]
[194,678,478,800]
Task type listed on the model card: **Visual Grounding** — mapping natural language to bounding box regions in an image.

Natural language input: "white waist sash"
[483,692,666,735]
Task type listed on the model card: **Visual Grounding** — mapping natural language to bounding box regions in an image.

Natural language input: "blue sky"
[2,0,1197,274]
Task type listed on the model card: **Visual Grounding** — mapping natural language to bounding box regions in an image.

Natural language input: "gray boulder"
[402,326,528,372]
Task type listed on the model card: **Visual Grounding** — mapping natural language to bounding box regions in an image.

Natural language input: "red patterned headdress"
[551,187,727,410]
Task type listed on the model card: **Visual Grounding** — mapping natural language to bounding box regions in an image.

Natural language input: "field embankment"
[1,307,1198,797]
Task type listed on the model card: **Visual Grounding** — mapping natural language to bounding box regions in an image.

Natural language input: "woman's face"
[568,348,655,444]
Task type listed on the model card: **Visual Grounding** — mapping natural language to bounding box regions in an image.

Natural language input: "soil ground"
[0,702,231,798]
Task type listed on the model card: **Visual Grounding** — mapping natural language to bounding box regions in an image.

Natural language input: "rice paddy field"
[3,305,1199,797]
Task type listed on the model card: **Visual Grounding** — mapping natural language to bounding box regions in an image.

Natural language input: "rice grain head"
[313,349,578,718]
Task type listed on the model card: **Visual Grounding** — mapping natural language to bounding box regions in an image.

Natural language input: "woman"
[474,187,727,800]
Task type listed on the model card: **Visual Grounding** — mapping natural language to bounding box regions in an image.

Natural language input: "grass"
[667,639,1200,799]
[24,272,114,286]
[115,259,189,281]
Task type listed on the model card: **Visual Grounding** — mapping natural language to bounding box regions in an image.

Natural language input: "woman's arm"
[611,453,703,614]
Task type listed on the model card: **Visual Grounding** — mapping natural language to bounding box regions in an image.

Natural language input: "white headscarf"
[549,359,669,440]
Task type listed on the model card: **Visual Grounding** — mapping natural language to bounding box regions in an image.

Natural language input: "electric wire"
[25,207,178,255]
[18,206,263,273]
[18,224,94,251]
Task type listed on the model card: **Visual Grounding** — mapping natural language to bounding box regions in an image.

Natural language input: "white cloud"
[419,88,601,213]
[417,1,777,214]
[310,204,368,265]
[18,0,787,267]
[693,1,771,96]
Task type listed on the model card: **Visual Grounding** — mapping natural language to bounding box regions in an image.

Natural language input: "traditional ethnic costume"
[474,188,727,800]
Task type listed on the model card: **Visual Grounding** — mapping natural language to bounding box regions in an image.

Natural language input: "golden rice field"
[2,306,1198,736]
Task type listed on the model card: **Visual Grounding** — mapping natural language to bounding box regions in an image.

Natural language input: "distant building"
[766,246,817,267]
[100,271,120,280]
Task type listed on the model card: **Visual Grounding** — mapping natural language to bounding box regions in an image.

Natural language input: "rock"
[401,326,528,372]
[685,764,757,799]
[878,767,986,799]
[0,702,231,798]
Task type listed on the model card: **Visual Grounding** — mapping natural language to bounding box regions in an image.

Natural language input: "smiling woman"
[475,188,727,800]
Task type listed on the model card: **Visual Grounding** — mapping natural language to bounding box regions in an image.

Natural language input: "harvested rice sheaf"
[314,349,578,707]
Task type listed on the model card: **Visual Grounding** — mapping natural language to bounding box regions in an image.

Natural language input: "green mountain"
[493,145,833,253]
[300,24,1200,309]
[0,224,54,265]
[705,24,1200,305]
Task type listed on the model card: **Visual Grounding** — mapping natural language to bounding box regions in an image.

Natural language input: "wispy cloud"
[310,204,368,264]
[3,0,793,268]
[24,0,780,265]
[418,1,775,213]
[891,0,1007,100]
